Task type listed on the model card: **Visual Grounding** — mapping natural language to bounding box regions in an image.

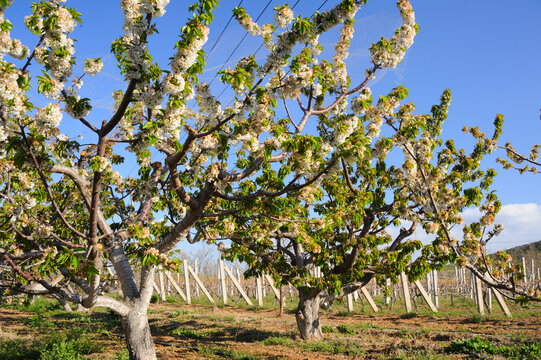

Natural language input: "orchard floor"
[1,296,540,359]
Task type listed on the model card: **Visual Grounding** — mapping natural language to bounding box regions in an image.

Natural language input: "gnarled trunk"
[295,287,323,340]
[121,309,156,360]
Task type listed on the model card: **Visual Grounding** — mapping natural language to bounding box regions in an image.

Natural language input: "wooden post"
[235,265,242,298]
[152,281,160,294]
[426,272,431,293]
[158,266,166,301]
[256,276,263,307]
[385,278,391,305]
[475,275,484,315]
[353,289,359,302]
[347,293,354,312]
[470,272,477,301]
[360,286,379,312]
[432,269,439,308]
[183,261,191,304]
[164,271,187,302]
[400,272,413,313]
[263,274,280,300]
[194,259,200,298]
[223,265,253,306]
[487,284,492,313]
[413,280,438,312]
[219,259,227,304]
[491,287,512,317]
[521,257,528,286]
[187,265,215,304]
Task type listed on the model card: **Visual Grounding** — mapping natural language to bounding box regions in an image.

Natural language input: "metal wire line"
[208,0,274,86]
[217,0,330,103]
[205,0,244,58]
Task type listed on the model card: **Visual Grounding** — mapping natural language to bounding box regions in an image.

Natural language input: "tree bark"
[295,287,324,340]
[121,308,156,360]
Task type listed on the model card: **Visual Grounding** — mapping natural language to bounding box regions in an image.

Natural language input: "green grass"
[336,324,357,335]
[171,327,209,339]
[401,312,418,319]
[260,336,294,346]
[2,297,64,317]
[0,333,102,360]
[468,314,485,324]
[198,345,263,359]
[262,334,365,357]
[321,325,336,333]
[445,336,541,359]
[25,314,55,328]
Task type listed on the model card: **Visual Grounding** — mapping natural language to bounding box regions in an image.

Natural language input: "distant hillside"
[498,240,541,271]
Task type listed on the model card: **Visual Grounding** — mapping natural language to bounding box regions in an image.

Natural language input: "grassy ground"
[0,294,540,359]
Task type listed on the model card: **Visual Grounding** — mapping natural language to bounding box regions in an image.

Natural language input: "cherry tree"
[203,5,541,341]
[0,0,421,358]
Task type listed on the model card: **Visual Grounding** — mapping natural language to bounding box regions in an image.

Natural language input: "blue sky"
[5,0,541,253]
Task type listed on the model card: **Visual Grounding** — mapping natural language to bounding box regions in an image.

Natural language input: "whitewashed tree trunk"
[295,288,323,340]
[121,308,156,360]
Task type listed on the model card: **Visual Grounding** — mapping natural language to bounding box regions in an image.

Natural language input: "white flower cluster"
[163,73,185,96]
[259,24,275,51]
[35,103,63,129]
[55,6,76,33]
[162,104,186,141]
[372,138,392,159]
[42,77,65,100]
[308,35,321,56]
[246,101,272,133]
[259,30,297,78]
[311,83,323,97]
[377,96,400,117]
[120,0,169,80]
[332,115,359,147]
[28,4,79,80]
[171,24,209,75]
[47,35,76,79]
[351,87,371,114]
[92,155,111,172]
[316,2,360,33]
[37,223,53,238]
[291,149,319,176]
[0,13,29,60]
[72,76,83,89]
[134,85,163,109]
[199,133,219,152]
[195,83,223,130]
[236,11,259,36]
[333,23,354,89]
[259,1,359,79]
[139,0,170,17]
[370,0,416,68]
[365,106,383,139]
[84,58,103,75]
[273,6,294,29]
[0,61,29,121]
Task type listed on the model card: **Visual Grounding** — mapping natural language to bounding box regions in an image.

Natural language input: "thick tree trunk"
[121,309,157,360]
[295,287,323,340]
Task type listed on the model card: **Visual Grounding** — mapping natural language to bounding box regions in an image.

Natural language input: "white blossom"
[84,58,103,75]
[35,103,63,128]
[273,6,294,29]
